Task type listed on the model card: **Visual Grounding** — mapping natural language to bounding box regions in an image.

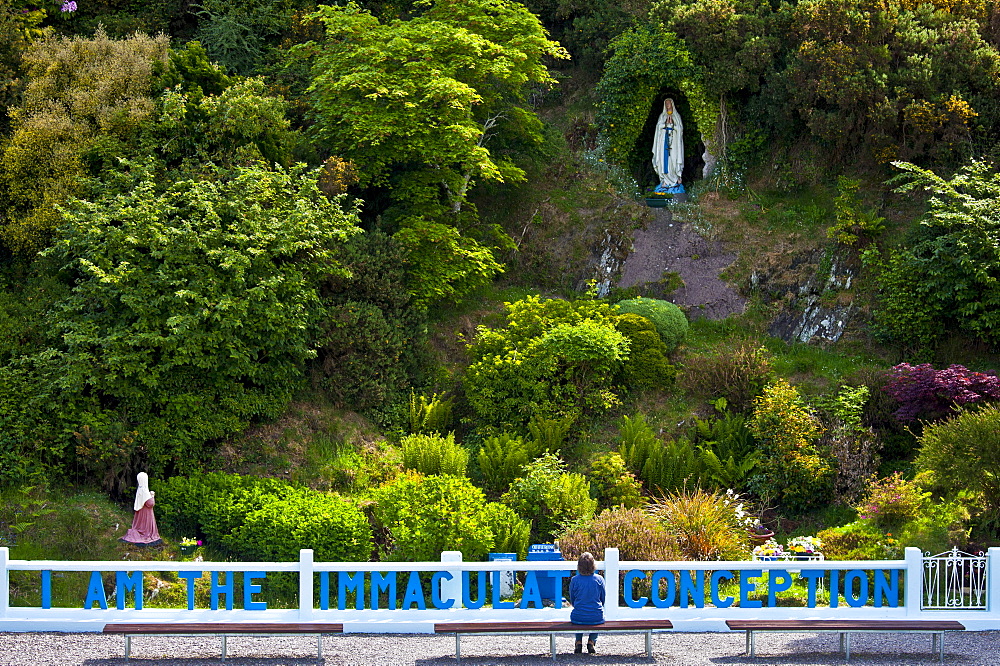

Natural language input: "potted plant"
[178,537,202,555]
[787,535,823,560]
[644,187,674,207]
[748,523,775,543]
[752,539,783,561]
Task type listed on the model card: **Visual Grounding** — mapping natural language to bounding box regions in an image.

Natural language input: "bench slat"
[435,620,672,634]
[726,620,964,631]
[104,623,344,634]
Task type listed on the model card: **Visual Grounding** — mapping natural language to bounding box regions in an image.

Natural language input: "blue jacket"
[569,573,605,625]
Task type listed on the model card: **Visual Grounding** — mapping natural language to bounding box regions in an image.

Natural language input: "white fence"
[3,546,1000,632]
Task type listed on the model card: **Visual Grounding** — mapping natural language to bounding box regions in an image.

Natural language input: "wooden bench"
[434,619,674,661]
[103,622,344,661]
[725,619,965,662]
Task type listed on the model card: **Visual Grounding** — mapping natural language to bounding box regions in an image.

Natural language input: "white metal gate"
[921,548,987,610]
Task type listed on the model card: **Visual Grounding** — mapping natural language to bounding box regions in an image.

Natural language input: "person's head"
[664,98,674,114]
[577,552,596,576]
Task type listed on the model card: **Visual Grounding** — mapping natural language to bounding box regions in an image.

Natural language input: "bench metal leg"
[124,635,131,661]
[455,634,461,662]
[221,634,227,661]
[938,632,944,664]
[646,630,652,658]
[839,633,844,654]
[748,630,755,658]
[550,633,556,660]
[317,635,322,661]
[844,632,851,662]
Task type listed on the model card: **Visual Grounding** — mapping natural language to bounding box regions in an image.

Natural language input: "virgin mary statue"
[651,98,685,194]
[120,472,162,546]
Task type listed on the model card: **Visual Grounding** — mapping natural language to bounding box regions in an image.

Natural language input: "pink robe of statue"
[122,497,161,544]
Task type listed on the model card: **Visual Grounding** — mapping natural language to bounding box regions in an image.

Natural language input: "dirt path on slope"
[617,206,745,320]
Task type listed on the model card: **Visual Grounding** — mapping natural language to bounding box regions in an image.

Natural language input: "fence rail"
[1,546,999,629]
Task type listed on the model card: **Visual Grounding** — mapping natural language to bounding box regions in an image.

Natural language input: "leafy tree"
[749,379,834,512]
[464,296,629,429]
[0,29,170,257]
[300,0,567,219]
[0,163,361,485]
[884,363,1000,423]
[866,160,1000,347]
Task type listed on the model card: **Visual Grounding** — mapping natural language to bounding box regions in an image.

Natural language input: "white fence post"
[988,547,1000,613]
[904,547,922,616]
[0,547,8,618]
[299,549,314,620]
[441,551,463,608]
[604,548,620,620]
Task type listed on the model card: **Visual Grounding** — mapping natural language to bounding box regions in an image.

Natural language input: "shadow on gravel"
[708,650,965,664]
[82,659,322,665]
[417,656,653,665]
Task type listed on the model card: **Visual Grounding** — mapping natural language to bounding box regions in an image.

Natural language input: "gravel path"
[2,630,999,665]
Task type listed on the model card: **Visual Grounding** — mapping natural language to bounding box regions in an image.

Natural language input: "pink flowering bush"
[884,363,1000,422]
[853,472,927,530]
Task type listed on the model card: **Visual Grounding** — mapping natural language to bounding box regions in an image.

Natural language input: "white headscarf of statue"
[133,472,153,512]
[651,98,684,189]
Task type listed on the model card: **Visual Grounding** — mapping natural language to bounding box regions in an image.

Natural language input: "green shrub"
[692,412,760,491]
[501,453,597,542]
[679,340,774,413]
[817,521,900,560]
[897,499,970,554]
[854,472,928,531]
[614,313,676,390]
[477,433,531,496]
[559,507,680,561]
[228,491,373,562]
[371,473,500,561]
[408,391,454,435]
[464,296,628,428]
[749,379,834,512]
[400,432,468,477]
[590,452,643,509]
[527,413,574,454]
[649,489,753,561]
[916,404,1000,513]
[614,298,688,353]
[481,502,531,559]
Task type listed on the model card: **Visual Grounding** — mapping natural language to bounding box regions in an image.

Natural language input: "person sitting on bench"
[569,552,605,654]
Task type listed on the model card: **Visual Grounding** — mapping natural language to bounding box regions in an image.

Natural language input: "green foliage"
[0,163,361,484]
[301,0,566,215]
[559,506,680,562]
[230,491,373,562]
[827,176,886,246]
[868,161,1000,347]
[155,472,373,562]
[318,232,427,415]
[527,413,574,454]
[408,391,454,435]
[0,29,170,256]
[477,433,531,496]
[916,404,1000,513]
[679,340,774,413]
[372,472,513,561]
[481,501,531,559]
[853,472,928,531]
[649,488,753,560]
[394,219,504,310]
[614,313,676,391]
[619,414,703,493]
[400,432,469,477]
[501,452,597,541]
[193,0,292,75]
[465,296,629,429]
[615,298,688,353]
[817,521,900,560]
[595,23,717,182]
[589,452,644,509]
[749,379,835,512]
[693,412,760,491]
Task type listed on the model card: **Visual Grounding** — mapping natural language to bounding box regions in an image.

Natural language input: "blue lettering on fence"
[178,571,202,610]
[116,571,143,610]
[371,571,397,610]
[243,571,267,611]
[84,571,108,610]
[211,571,234,611]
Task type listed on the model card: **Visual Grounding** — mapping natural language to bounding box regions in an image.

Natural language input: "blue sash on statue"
[654,125,685,195]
